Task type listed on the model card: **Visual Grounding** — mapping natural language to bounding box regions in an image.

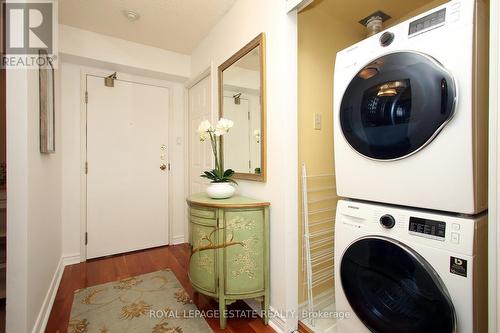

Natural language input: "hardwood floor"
[46,244,276,333]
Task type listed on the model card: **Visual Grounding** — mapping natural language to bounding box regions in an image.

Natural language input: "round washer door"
[340,237,455,333]
[340,52,456,160]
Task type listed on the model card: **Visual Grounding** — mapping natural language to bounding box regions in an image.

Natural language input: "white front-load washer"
[333,0,488,214]
[334,200,487,333]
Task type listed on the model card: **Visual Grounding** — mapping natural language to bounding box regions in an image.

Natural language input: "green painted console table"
[186,193,270,329]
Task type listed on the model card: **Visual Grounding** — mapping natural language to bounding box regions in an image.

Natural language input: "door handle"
[160,163,167,171]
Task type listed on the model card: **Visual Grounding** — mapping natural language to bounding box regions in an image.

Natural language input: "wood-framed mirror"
[218,33,266,182]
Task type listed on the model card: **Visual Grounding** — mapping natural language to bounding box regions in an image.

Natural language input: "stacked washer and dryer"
[332,1,488,332]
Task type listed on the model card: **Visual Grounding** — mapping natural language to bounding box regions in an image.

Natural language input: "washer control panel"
[408,216,446,241]
[450,223,461,244]
[337,200,485,257]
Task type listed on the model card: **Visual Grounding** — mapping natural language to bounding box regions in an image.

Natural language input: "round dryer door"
[339,51,456,160]
[340,237,455,333]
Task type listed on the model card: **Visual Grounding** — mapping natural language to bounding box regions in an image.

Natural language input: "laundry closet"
[297,0,488,332]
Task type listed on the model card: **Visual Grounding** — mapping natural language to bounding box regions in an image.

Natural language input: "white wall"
[7,1,63,331]
[60,30,189,258]
[60,63,81,258]
[6,68,30,333]
[26,65,63,332]
[59,25,191,81]
[191,1,298,331]
[6,51,63,333]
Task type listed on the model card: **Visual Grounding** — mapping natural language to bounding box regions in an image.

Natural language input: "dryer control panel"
[408,8,446,36]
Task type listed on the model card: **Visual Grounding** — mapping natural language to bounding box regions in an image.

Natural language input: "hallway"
[46,244,276,333]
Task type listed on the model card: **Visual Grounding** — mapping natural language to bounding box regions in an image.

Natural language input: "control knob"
[380,31,395,47]
[380,214,396,229]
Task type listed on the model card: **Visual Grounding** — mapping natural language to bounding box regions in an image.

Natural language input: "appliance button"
[452,223,460,231]
[380,214,396,229]
[379,31,395,47]
[451,232,460,244]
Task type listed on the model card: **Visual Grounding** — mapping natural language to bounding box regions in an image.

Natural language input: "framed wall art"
[39,49,55,153]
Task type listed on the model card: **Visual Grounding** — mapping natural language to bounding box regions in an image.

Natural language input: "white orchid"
[199,131,209,141]
[196,118,237,185]
[198,120,212,141]
[214,118,234,136]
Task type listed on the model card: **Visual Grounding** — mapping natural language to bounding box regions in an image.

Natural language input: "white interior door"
[223,96,251,172]
[188,75,212,194]
[86,75,169,259]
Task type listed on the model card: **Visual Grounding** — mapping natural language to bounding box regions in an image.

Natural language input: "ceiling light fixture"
[123,10,140,22]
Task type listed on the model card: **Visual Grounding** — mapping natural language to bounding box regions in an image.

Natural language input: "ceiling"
[305,0,449,33]
[59,0,237,55]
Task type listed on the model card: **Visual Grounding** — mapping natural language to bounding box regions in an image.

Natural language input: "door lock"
[160,164,167,171]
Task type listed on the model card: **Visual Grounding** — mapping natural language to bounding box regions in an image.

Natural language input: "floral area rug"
[68,269,212,333]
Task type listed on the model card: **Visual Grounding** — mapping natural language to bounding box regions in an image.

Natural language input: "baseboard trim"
[62,253,81,266]
[243,300,291,333]
[171,235,185,245]
[32,253,83,332]
[31,257,65,333]
[298,320,315,333]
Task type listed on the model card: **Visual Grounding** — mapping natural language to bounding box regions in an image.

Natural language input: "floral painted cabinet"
[187,193,270,329]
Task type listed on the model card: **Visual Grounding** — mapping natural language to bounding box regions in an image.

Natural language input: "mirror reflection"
[220,34,265,182]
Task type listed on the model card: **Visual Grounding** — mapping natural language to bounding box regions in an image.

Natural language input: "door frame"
[489,0,500,331]
[79,68,175,261]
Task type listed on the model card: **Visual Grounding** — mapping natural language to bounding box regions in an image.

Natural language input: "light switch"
[314,113,322,130]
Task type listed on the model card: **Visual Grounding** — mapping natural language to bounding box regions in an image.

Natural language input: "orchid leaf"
[223,169,235,178]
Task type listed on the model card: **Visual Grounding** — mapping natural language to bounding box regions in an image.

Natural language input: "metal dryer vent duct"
[359,10,392,37]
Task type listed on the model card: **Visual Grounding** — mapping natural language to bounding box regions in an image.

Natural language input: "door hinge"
[85,161,88,174]
[85,232,88,245]
[85,91,88,104]
[248,111,250,120]
[249,160,251,169]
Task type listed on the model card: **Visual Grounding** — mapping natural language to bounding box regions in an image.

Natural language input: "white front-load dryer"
[333,0,488,214]
[334,200,487,333]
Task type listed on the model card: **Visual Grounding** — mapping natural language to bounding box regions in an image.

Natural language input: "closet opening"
[297,1,451,332]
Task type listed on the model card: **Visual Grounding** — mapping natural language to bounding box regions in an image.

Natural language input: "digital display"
[409,8,446,36]
[409,217,446,239]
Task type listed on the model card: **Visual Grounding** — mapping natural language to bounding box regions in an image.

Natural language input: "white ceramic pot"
[206,182,236,199]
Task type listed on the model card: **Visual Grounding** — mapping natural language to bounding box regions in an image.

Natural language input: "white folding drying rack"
[301,164,337,328]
